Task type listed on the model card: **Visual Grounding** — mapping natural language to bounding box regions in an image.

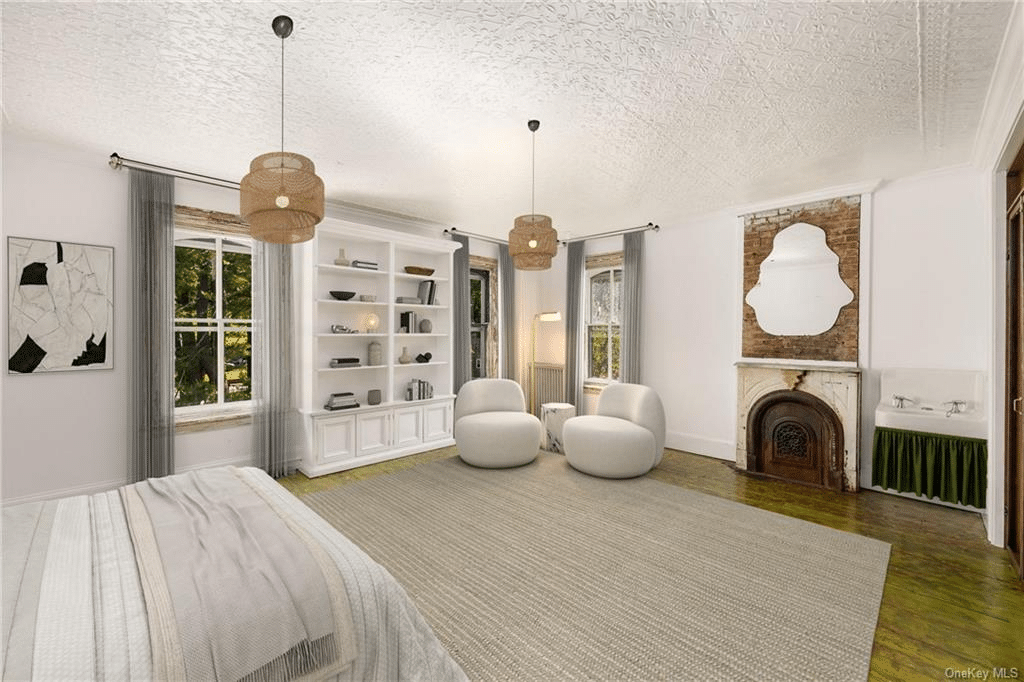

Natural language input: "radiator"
[532,363,565,415]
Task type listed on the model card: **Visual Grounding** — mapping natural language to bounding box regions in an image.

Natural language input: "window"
[174,231,252,411]
[586,253,623,384]
[469,267,490,379]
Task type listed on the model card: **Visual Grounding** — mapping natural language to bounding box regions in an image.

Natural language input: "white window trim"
[173,223,254,423]
[583,251,624,389]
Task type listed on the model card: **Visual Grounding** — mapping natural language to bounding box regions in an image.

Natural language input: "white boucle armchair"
[563,383,666,479]
[454,379,542,468]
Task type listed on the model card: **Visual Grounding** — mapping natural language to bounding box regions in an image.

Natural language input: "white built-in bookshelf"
[296,218,460,477]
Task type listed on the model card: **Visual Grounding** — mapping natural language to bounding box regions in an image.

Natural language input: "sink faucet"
[892,394,911,408]
[944,400,967,417]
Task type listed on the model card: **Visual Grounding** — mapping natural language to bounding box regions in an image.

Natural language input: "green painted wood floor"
[279,447,1024,680]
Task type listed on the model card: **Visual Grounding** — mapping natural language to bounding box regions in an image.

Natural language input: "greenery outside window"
[469,267,490,379]
[586,252,623,385]
[174,230,253,414]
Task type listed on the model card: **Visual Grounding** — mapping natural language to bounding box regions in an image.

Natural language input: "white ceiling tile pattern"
[1,1,1013,238]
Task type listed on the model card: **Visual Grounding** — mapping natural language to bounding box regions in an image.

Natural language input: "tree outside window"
[174,234,252,409]
[587,266,622,382]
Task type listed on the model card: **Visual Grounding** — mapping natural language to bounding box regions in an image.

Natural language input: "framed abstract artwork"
[8,237,114,373]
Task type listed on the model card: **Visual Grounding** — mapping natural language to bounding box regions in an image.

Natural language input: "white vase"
[334,248,350,266]
[399,346,412,364]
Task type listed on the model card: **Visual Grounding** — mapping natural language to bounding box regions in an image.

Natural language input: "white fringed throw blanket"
[3,466,465,682]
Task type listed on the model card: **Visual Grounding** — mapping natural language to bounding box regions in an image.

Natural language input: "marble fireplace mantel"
[736,362,861,491]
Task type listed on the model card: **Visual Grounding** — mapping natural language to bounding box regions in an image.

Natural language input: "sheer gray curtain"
[498,243,516,379]
[564,241,585,409]
[129,170,175,482]
[621,231,645,383]
[451,233,471,392]
[252,241,294,478]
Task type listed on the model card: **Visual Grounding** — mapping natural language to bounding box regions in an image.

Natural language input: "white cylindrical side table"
[541,402,576,453]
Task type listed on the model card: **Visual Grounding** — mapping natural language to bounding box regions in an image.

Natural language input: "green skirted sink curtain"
[129,169,175,482]
[872,427,987,508]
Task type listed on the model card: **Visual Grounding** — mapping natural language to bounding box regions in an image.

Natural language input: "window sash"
[173,232,253,411]
[585,263,623,384]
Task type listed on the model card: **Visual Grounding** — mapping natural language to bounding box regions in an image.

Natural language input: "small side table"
[541,402,576,453]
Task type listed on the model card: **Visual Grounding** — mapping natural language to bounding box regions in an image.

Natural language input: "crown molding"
[971,0,1024,171]
[732,179,884,217]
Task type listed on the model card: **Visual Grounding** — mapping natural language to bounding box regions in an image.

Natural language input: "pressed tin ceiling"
[0,1,1014,239]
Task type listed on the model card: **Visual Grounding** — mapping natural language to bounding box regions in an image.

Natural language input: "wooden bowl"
[404,266,434,276]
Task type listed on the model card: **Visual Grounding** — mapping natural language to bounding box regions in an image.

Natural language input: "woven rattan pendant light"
[240,16,324,244]
[509,120,557,270]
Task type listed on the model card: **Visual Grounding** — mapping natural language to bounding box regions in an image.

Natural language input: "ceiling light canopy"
[509,119,557,270]
[241,15,324,244]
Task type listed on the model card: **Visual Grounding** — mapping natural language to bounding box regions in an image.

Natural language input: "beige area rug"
[300,452,891,681]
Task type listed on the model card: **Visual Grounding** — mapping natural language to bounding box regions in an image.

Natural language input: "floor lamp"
[531,311,562,415]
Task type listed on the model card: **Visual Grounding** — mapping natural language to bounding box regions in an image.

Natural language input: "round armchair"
[454,379,542,468]
[563,383,666,478]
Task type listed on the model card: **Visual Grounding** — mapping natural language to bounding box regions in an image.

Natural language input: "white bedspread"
[2,466,466,682]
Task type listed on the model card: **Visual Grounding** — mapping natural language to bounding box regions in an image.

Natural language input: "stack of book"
[396,296,421,304]
[324,392,359,410]
[399,311,417,334]
[405,379,434,401]
[329,357,361,368]
[351,259,378,270]
[417,279,437,305]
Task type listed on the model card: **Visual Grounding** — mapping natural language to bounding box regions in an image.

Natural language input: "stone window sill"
[176,409,253,434]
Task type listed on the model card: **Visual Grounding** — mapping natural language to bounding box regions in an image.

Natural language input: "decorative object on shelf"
[400,311,418,334]
[240,15,324,245]
[509,119,557,270]
[415,352,432,364]
[329,290,356,300]
[364,312,380,332]
[417,280,436,305]
[330,324,357,334]
[324,392,358,410]
[530,311,562,415]
[367,389,382,405]
[330,357,361,368]
[368,340,383,366]
[404,266,434,276]
[333,248,350,266]
[396,296,421,304]
[419,319,433,333]
[351,259,378,270]
[359,294,377,302]
[399,346,413,364]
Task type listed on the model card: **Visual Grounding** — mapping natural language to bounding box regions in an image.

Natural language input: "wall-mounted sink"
[875,369,987,440]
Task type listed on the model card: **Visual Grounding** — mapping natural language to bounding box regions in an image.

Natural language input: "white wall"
[1,133,257,503]
[3,134,131,501]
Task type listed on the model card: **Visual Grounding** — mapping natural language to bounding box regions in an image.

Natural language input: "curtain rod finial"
[109,153,122,170]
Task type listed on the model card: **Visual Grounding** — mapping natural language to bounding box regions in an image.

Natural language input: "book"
[417,279,436,306]
[400,311,417,333]
[396,296,421,304]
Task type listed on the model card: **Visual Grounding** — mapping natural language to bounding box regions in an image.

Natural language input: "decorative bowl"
[404,266,434,276]
[329,290,356,300]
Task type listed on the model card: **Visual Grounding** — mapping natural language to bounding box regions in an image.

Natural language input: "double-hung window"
[173,230,253,412]
[585,252,623,385]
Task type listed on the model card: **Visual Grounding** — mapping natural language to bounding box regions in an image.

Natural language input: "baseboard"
[175,455,257,473]
[666,432,734,461]
[2,476,126,507]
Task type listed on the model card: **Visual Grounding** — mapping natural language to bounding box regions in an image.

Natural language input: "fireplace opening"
[746,389,846,491]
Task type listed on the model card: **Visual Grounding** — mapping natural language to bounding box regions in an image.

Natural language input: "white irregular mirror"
[745,222,853,336]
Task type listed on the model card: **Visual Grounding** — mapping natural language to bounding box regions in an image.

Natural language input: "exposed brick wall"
[742,195,860,362]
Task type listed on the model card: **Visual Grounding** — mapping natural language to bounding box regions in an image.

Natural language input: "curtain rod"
[108,153,240,190]
[443,227,507,245]
[445,222,660,246]
[560,222,659,244]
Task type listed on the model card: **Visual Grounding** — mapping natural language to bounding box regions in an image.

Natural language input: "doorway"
[1006,139,1024,580]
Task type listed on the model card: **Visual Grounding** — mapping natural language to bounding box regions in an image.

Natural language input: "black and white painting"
[8,237,113,373]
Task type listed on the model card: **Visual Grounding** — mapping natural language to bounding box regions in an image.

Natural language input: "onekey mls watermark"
[944,668,1020,680]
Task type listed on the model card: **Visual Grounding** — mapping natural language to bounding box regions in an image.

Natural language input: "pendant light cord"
[531,129,535,219]
[280,34,285,167]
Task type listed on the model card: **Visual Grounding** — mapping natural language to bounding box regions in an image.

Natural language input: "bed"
[2,466,466,681]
